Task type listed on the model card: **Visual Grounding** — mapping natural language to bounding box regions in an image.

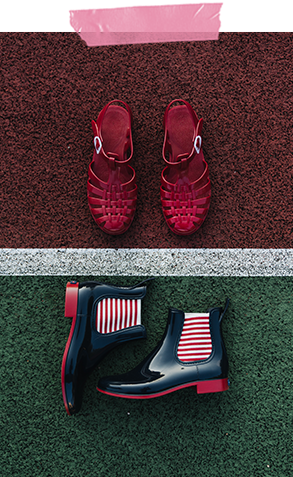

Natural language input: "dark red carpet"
[1,32,292,248]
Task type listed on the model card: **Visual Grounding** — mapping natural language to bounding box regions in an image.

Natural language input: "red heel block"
[87,100,137,235]
[161,99,211,235]
[196,378,230,394]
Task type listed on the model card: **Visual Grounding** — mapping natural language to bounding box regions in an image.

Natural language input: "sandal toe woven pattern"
[161,165,211,235]
[87,100,137,235]
[160,99,211,235]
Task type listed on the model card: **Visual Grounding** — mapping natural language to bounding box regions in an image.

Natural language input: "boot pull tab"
[129,277,155,289]
[219,298,230,323]
[89,278,155,289]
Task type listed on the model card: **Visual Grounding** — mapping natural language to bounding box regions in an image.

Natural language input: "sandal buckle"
[194,135,202,154]
[94,136,102,154]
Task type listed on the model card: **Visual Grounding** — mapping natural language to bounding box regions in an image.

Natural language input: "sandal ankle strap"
[97,100,133,128]
[163,99,203,166]
[92,100,133,165]
[163,98,198,128]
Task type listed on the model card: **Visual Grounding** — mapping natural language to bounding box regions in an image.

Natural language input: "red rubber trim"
[61,282,79,415]
[97,378,229,399]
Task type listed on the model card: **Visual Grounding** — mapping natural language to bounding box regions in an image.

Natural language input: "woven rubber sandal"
[87,100,137,235]
[160,99,211,235]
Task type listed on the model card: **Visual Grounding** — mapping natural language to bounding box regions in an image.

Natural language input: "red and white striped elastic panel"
[96,298,142,333]
[177,313,212,362]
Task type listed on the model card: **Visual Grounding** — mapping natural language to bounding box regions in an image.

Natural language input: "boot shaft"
[177,306,228,377]
[68,281,147,366]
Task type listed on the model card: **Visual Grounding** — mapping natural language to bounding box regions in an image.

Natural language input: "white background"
[0,0,293,32]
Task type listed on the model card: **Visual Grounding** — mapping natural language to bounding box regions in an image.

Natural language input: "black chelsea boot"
[61,280,148,414]
[97,299,230,399]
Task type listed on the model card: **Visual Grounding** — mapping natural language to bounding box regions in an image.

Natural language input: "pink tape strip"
[70,4,222,46]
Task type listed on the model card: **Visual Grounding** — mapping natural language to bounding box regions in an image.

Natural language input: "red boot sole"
[61,282,79,415]
[97,377,229,399]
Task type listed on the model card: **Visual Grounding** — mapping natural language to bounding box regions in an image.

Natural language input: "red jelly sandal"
[160,99,211,235]
[87,100,137,235]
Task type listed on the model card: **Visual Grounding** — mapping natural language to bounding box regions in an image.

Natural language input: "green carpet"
[1,276,292,476]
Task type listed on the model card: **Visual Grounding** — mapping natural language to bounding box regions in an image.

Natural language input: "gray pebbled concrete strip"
[0,249,292,276]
